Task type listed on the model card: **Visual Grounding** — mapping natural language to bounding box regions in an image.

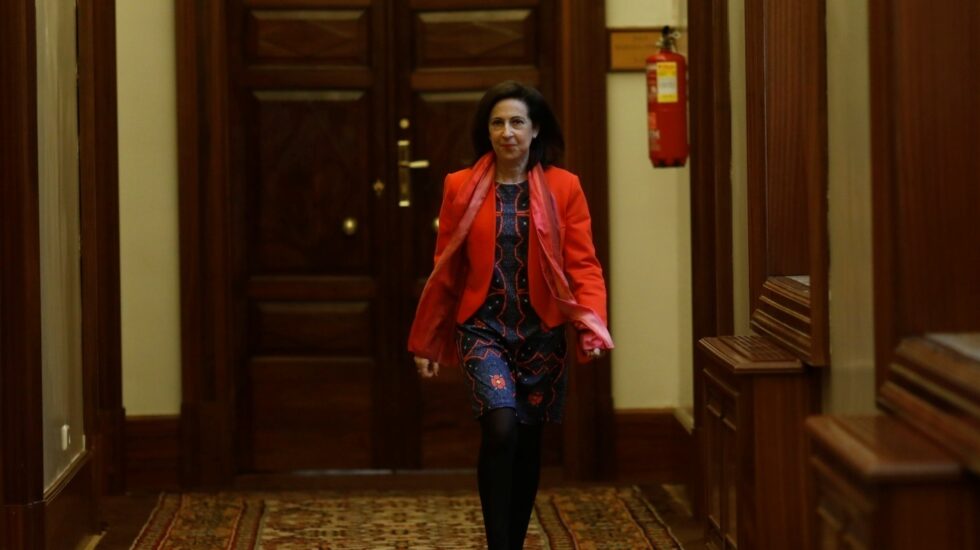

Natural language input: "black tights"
[477,408,543,550]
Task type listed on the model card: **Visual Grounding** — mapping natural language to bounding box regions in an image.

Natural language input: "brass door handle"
[397,139,429,207]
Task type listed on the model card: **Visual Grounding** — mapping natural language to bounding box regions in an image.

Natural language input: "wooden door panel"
[246,9,371,65]
[233,0,389,472]
[413,10,537,68]
[251,301,373,354]
[249,357,374,470]
[248,91,373,272]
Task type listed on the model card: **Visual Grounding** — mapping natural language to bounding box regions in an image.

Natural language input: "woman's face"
[488,98,539,168]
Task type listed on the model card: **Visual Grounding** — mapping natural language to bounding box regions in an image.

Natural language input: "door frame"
[175,0,613,486]
[686,0,735,516]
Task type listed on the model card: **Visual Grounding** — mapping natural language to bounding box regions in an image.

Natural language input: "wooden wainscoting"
[615,409,694,483]
[125,416,180,491]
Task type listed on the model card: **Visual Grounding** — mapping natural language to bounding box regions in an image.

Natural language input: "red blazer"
[433,165,608,329]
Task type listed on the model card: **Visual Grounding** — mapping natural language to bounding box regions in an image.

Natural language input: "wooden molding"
[557,0,614,482]
[750,276,813,360]
[879,335,980,474]
[698,335,803,375]
[44,452,99,548]
[614,409,694,483]
[77,0,125,497]
[0,1,45,546]
[687,0,735,519]
[806,415,961,483]
[125,416,181,491]
[176,0,237,486]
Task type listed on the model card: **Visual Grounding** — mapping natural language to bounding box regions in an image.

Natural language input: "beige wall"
[36,0,85,489]
[606,0,693,410]
[117,0,182,415]
[825,0,875,413]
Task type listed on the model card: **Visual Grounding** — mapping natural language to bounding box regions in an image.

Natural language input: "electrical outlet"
[61,424,70,451]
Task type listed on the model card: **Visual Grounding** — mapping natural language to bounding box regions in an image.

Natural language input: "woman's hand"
[414,356,440,378]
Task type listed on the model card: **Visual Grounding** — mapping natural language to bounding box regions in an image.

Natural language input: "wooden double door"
[224,0,561,473]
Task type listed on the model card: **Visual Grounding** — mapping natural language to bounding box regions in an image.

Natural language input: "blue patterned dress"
[456,181,568,424]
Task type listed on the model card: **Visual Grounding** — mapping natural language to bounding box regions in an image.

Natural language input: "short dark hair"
[471,81,565,168]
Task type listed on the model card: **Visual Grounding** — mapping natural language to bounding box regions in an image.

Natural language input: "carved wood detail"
[750,276,813,360]
[246,9,370,66]
[414,10,535,68]
[879,335,980,474]
[248,91,372,271]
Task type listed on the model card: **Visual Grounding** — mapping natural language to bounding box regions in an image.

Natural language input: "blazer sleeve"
[433,174,457,266]
[562,176,608,324]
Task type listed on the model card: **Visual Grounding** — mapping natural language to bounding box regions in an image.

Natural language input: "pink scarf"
[408,153,613,367]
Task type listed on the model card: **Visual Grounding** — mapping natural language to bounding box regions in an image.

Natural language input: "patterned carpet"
[130,486,682,549]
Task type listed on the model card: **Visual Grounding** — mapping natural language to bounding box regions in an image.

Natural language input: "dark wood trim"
[868,0,897,392]
[615,409,694,483]
[44,452,99,548]
[880,336,980,474]
[743,0,829,367]
[556,0,614,481]
[0,0,45,546]
[176,0,237,487]
[78,0,125,497]
[687,0,735,517]
[125,416,181,492]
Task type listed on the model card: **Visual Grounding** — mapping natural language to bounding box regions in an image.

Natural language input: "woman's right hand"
[414,356,440,378]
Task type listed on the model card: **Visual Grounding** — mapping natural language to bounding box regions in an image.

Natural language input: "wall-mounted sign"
[608,27,688,72]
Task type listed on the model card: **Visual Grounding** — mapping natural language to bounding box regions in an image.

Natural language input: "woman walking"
[408,81,613,549]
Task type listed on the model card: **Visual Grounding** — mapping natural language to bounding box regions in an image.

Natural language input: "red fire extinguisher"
[647,26,688,167]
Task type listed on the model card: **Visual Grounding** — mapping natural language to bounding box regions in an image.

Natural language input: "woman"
[408,81,613,549]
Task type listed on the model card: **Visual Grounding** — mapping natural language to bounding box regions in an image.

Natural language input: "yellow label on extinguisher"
[656,62,678,103]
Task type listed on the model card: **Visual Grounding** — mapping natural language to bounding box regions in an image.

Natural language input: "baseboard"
[126,411,695,489]
[44,450,98,549]
[125,415,180,491]
[614,408,694,483]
